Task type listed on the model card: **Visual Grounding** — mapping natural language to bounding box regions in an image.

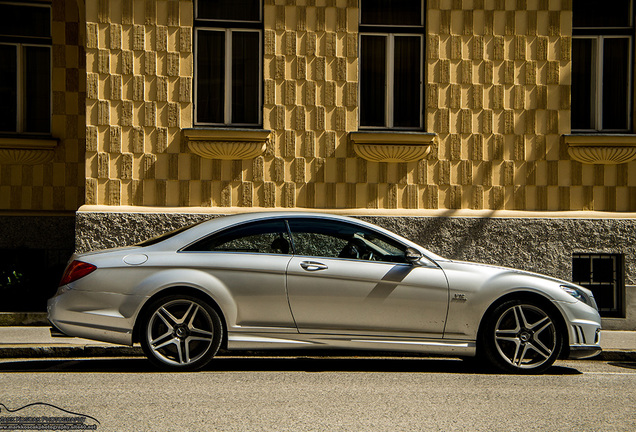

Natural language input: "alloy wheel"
[145,298,218,367]
[493,304,557,370]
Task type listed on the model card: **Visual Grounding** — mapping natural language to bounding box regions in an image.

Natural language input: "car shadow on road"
[0,356,582,375]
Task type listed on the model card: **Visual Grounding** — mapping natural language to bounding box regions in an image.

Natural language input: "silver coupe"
[48,212,602,373]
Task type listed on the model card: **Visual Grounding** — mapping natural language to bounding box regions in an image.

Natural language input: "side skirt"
[227,332,476,357]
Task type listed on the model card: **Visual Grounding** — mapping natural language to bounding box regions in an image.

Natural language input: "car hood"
[438,259,577,288]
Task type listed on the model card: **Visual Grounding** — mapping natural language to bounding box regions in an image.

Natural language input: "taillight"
[59,260,97,286]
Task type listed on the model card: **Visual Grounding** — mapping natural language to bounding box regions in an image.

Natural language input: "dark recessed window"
[572,0,633,132]
[572,253,625,318]
[195,0,262,127]
[0,2,51,135]
[359,0,424,130]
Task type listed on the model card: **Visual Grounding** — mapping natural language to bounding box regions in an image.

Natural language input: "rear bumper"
[47,288,140,346]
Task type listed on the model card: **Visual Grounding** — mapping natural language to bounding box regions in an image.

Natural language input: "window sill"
[183,128,271,160]
[349,131,437,162]
[563,134,636,164]
[0,137,58,165]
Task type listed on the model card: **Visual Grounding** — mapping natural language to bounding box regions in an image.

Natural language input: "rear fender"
[128,269,238,328]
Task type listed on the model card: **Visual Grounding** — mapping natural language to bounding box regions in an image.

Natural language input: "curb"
[0,346,143,359]
[0,346,634,361]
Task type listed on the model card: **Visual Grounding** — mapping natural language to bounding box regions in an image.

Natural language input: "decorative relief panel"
[564,135,636,165]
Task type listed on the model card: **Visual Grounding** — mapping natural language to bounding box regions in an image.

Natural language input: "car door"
[181,218,296,330]
[285,218,449,338]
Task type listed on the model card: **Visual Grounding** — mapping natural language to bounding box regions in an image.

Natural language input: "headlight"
[560,285,596,309]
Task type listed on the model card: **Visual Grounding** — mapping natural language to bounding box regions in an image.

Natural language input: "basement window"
[572,253,625,318]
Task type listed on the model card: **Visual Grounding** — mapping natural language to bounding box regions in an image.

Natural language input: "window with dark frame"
[359,0,425,130]
[572,253,625,318]
[0,1,51,135]
[194,0,262,127]
[572,0,633,132]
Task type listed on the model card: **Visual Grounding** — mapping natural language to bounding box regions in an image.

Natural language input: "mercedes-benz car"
[48,212,601,373]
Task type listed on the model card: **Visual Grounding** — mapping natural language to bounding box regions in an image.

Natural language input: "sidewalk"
[0,327,635,361]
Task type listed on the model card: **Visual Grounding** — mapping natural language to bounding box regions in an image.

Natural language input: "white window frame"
[194,27,263,127]
[358,33,424,130]
[572,35,633,132]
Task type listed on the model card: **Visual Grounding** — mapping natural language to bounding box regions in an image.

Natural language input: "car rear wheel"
[140,295,222,371]
[481,299,562,374]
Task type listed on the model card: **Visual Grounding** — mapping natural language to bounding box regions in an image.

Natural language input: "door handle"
[300,261,328,271]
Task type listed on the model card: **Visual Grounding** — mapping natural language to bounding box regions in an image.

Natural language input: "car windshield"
[136,222,202,246]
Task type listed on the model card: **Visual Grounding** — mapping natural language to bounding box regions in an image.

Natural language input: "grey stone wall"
[77,212,636,283]
[76,211,636,329]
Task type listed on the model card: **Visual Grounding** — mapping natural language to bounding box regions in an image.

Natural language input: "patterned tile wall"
[427,0,636,211]
[0,0,85,212]
[81,0,636,211]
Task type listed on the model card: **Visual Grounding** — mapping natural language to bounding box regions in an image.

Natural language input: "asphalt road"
[0,357,634,431]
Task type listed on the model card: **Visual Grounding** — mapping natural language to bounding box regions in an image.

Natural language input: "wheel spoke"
[495,329,518,339]
[534,320,552,337]
[514,344,531,366]
[179,302,196,325]
[514,305,530,329]
[190,327,214,338]
[185,303,200,327]
[529,341,551,359]
[150,329,173,347]
[527,315,549,331]
[157,307,179,327]
[152,336,179,351]
[175,339,185,364]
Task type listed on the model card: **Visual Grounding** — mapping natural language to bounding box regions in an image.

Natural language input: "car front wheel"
[481,299,562,374]
[140,295,222,371]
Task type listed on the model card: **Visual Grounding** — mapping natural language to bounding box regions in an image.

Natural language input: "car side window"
[183,220,291,254]
[287,219,408,263]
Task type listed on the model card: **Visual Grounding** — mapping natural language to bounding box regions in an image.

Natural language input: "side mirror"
[405,247,423,264]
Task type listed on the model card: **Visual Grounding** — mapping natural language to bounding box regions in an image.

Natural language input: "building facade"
[1,0,635,328]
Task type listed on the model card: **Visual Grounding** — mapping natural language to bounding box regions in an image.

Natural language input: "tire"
[140,295,223,371]
[480,299,563,374]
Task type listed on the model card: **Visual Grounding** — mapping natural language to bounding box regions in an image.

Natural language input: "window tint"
[287,219,407,263]
[196,30,225,124]
[185,220,291,254]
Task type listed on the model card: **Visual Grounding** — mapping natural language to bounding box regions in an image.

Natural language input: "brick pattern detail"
[0,0,85,211]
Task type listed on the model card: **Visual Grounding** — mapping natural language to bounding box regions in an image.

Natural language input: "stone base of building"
[0,214,76,313]
[76,208,636,330]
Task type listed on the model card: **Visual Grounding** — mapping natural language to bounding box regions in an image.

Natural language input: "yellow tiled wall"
[81,0,636,211]
[0,0,85,211]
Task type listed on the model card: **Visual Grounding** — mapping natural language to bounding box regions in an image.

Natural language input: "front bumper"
[554,300,602,360]
[569,345,602,359]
